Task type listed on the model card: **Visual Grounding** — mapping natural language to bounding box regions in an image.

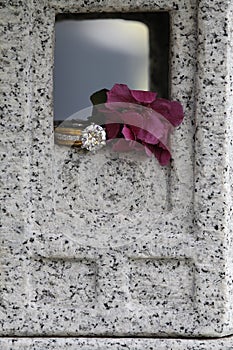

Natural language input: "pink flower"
[103,84,184,166]
[107,84,183,127]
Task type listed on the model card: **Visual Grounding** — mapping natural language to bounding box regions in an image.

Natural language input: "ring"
[54,122,106,151]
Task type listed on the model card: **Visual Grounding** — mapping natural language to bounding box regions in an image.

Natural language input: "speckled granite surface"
[1,338,233,350]
[1,0,233,343]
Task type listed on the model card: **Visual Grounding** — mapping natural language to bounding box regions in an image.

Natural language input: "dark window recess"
[54,12,169,123]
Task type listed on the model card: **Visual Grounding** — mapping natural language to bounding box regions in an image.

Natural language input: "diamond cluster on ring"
[81,123,106,151]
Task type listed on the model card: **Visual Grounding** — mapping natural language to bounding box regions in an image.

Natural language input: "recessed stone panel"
[129,258,194,304]
[28,258,97,305]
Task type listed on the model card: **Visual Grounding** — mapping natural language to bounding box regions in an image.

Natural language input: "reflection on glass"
[54,19,149,121]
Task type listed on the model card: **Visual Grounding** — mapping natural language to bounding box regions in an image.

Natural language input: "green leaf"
[90,88,108,105]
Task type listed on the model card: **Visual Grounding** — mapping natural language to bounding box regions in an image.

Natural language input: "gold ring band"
[54,120,86,147]
[54,127,82,136]
[55,139,83,147]
[54,128,83,147]
[54,122,106,151]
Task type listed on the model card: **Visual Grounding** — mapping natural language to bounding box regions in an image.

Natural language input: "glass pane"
[54,19,149,121]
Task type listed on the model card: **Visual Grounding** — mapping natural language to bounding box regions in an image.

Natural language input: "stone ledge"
[1,337,233,350]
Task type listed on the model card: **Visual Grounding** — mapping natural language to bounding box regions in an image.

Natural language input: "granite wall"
[1,0,233,349]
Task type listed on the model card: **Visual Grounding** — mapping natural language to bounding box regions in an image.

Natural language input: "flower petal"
[169,101,184,126]
[141,110,166,141]
[105,123,121,139]
[131,89,156,104]
[151,98,184,127]
[107,84,134,103]
[143,143,153,157]
[154,146,171,166]
[122,125,135,140]
[136,129,159,144]
[112,139,132,152]
[143,143,171,165]
[120,111,144,129]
